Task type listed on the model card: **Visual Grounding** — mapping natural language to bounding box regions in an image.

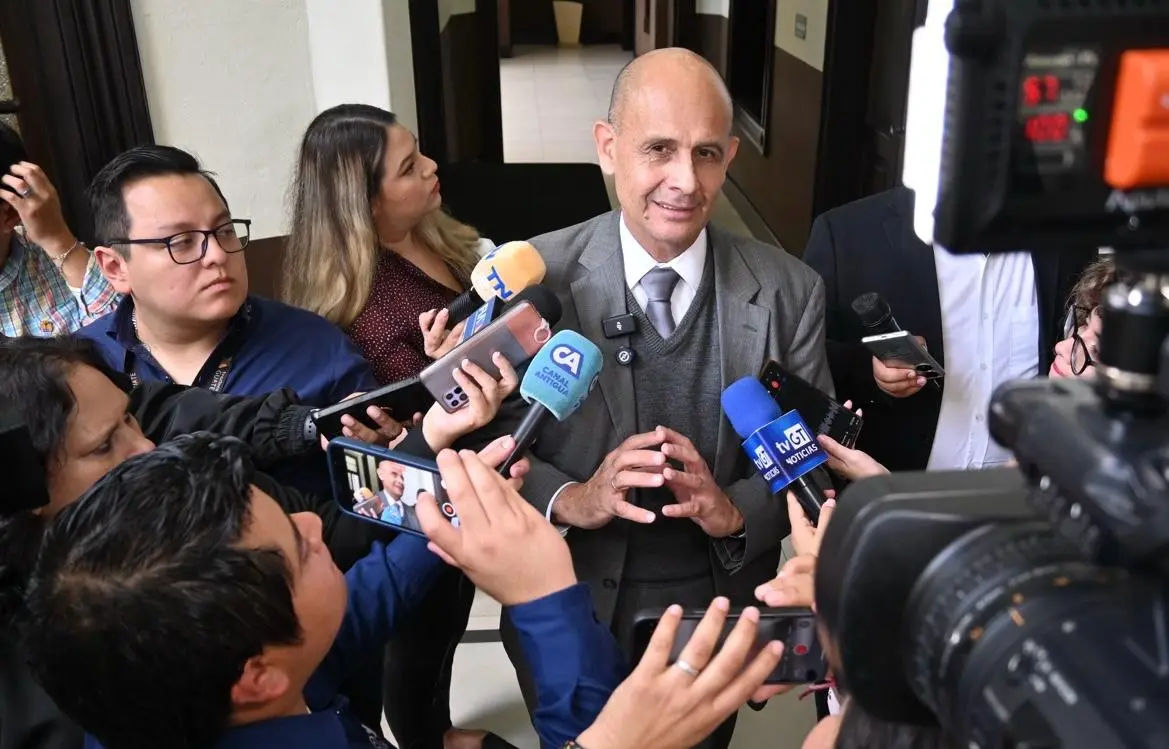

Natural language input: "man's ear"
[725,135,741,169]
[93,246,133,295]
[230,654,292,710]
[593,120,617,176]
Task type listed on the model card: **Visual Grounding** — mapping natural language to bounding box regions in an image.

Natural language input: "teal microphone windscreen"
[519,330,602,420]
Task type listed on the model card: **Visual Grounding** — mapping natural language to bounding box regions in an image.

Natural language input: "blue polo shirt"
[82,536,627,749]
[75,294,378,406]
[76,295,378,496]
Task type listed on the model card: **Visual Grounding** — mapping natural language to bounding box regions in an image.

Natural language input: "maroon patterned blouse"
[347,250,470,386]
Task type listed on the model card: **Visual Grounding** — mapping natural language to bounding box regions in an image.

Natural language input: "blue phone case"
[326,437,454,538]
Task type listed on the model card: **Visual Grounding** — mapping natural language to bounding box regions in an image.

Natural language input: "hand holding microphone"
[722,377,828,525]
[419,308,466,360]
[851,292,934,398]
[445,241,547,325]
[497,329,603,475]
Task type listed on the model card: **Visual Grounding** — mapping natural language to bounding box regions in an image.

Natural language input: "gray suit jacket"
[520,211,832,623]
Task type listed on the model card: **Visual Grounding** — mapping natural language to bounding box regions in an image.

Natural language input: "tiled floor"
[501,45,624,164]
[379,45,816,749]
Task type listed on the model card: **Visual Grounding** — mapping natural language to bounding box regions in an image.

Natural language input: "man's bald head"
[606,48,733,133]
[594,47,740,262]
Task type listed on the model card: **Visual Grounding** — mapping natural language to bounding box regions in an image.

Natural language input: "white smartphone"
[861,331,945,379]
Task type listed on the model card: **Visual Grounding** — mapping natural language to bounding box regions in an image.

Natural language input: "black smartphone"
[312,377,435,439]
[325,437,458,538]
[759,360,864,448]
[631,607,827,685]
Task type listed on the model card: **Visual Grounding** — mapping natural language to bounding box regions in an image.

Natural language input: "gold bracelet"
[48,239,83,267]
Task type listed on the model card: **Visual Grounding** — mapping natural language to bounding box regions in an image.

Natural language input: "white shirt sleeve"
[546,481,577,537]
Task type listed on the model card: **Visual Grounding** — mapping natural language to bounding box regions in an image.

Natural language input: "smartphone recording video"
[326,438,458,537]
[631,607,828,685]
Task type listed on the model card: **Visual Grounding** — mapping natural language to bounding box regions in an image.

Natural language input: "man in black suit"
[803,186,1095,472]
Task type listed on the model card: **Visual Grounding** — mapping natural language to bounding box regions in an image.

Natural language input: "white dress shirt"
[927,248,1039,470]
[620,214,708,325]
[546,217,709,527]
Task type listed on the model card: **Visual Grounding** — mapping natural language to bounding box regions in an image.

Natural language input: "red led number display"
[1023,74,1062,107]
[1024,112,1070,143]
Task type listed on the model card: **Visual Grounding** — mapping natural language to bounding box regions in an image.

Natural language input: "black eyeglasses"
[106,219,252,265]
[1062,304,1098,376]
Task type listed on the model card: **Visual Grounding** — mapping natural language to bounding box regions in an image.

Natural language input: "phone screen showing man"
[336,448,457,535]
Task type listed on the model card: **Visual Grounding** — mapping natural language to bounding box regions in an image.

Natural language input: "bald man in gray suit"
[501,48,831,749]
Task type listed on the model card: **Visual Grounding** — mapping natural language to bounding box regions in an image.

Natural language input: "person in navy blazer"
[803,186,1096,472]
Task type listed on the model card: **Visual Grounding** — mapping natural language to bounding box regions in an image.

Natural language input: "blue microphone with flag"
[721,377,828,524]
[498,330,603,475]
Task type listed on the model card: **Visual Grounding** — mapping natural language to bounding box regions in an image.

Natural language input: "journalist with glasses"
[1050,256,1115,379]
[74,145,377,405]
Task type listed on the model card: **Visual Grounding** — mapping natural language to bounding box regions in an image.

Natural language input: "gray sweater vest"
[623,256,722,582]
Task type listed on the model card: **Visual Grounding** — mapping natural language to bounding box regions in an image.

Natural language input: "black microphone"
[851,292,940,392]
[851,292,900,335]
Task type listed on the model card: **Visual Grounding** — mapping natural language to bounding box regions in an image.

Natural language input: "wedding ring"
[610,474,619,491]
[19,186,32,198]
[674,659,701,678]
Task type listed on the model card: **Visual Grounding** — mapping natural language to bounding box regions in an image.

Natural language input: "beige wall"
[775,0,829,72]
[131,0,316,239]
[131,0,419,240]
[304,0,418,132]
[695,0,828,71]
[696,0,729,16]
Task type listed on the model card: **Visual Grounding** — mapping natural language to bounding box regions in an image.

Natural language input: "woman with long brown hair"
[282,104,506,749]
[283,104,491,384]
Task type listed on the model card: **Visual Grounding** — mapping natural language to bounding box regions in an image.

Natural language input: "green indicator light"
[1073,108,1089,123]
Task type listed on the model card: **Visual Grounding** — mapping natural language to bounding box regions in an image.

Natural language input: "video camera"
[816,2,1169,747]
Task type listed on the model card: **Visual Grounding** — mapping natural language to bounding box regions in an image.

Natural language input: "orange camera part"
[1105,49,1169,189]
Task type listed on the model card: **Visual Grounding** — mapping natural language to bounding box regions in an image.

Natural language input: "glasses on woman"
[1062,304,1098,376]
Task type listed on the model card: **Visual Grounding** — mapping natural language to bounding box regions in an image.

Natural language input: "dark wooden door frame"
[724,0,778,155]
[411,1,503,165]
[623,0,636,50]
[499,0,513,58]
[475,0,504,163]
[410,0,448,164]
[811,0,880,217]
[670,0,698,51]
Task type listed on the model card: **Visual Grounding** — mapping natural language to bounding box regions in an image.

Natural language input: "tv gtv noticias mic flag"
[742,411,828,494]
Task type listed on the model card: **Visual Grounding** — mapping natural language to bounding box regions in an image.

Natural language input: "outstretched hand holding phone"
[576,601,784,749]
[416,448,574,605]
